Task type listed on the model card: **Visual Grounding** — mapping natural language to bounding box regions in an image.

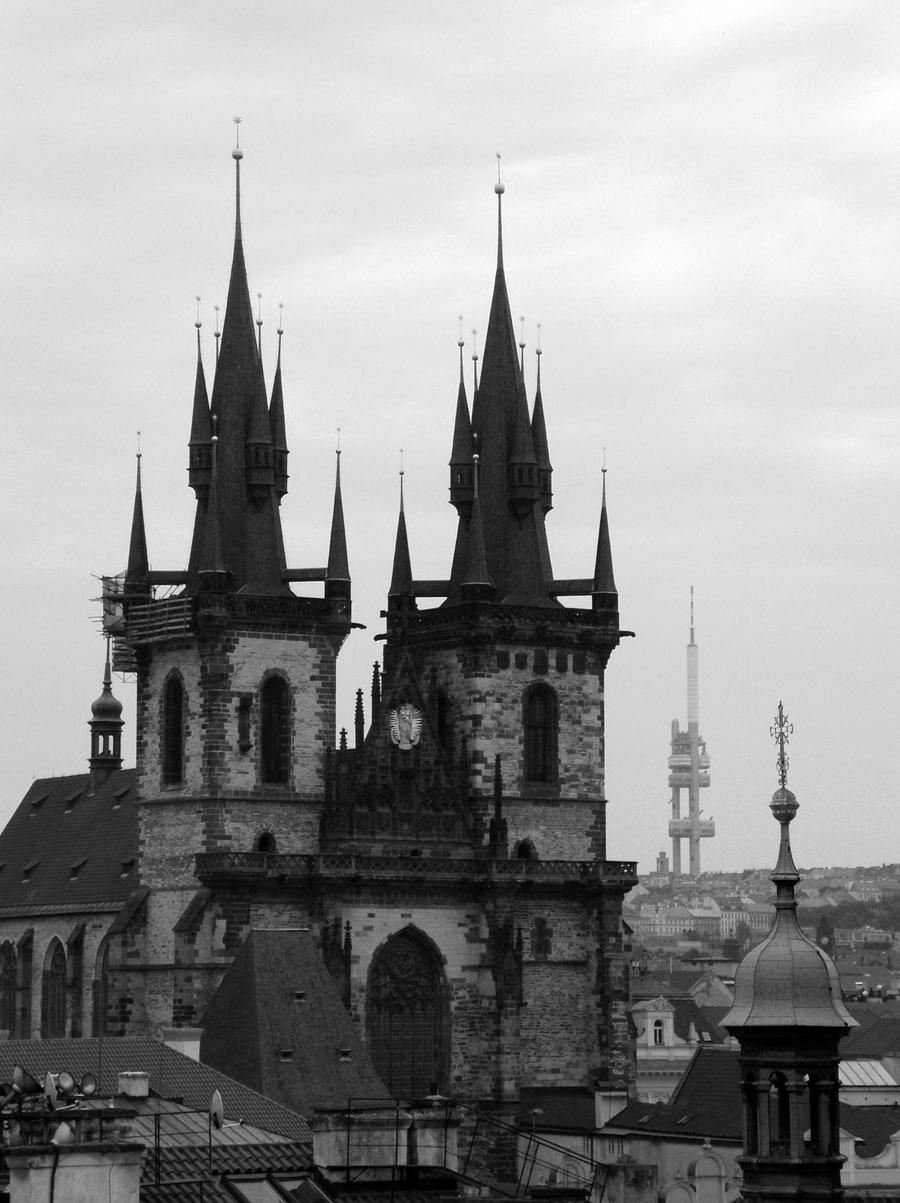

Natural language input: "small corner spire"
[126,437,150,593]
[326,437,351,602]
[388,453,415,604]
[460,451,495,601]
[592,461,618,610]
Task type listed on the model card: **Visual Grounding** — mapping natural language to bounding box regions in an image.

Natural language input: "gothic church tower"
[106,145,352,1032]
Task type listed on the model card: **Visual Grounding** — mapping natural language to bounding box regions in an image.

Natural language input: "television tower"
[667,588,715,876]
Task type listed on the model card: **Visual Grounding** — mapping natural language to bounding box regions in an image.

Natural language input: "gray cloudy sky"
[3,1,898,873]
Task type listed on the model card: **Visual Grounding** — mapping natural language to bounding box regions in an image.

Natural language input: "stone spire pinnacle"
[592,467,618,614]
[125,447,149,596]
[325,444,350,605]
[270,309,288,497]
[186,139,287,595]
[388,464,414,604]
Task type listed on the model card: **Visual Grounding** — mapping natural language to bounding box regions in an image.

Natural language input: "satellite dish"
[44,1073,57,1111]
[80,1072,98,1098]
[57,1071,75,1096]
[13,1066,41,1096]
[210,1089,224,1130]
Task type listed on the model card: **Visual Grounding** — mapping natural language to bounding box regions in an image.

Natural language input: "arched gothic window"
[162,674,185,784]
[523,685,558,785]
[367,929,448,1099]
[41,939,67,1039]
[0,943,16,1036]
[260,676,291,784]
[652,1018,664,1046]
[254,831,277,854]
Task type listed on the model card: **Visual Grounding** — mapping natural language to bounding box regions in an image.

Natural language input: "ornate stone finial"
[771,701,793,792]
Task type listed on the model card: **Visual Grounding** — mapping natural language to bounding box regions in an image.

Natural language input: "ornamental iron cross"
[770,701,793,790]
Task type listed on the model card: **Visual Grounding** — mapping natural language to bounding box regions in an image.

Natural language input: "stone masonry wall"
[135,626,339,803]
[417,641,608,859]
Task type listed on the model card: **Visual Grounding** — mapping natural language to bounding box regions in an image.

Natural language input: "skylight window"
[29,794,47,815]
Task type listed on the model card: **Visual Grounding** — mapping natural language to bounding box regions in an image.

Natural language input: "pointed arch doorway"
[366,928,449,1099]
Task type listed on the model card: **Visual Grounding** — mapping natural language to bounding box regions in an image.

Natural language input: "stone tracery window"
[41,939,67,1039]
[367,929,448,1099]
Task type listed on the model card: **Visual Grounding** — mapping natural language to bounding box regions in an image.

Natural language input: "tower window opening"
[162,674,185,785]
[652,1018,664,1046]
[523,685,558,785]
[260,675,291,784]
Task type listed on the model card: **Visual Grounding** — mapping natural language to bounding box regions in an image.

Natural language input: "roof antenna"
[214,304,221,363]
[519,315,526,375]
[471,327,479,393]
[256,293,263,357]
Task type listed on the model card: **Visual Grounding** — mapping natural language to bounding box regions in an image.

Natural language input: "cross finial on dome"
[771,701,793,791]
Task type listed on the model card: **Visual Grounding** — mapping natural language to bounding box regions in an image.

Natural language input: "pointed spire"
[354,688,365,750]
[188,307,213,499]
[532,335,553,513]
[592,466,618,614]
[125,445,150,596]
[187,134,287,595]
[198,418,229,591]
[270,307,289,497]
[388,462,415,604]
[449,326,475,512]
[460,454,495,602]
[325,443,351,603]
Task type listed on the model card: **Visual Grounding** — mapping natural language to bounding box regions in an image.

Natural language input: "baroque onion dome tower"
[105,143,352,1034]
[320,173,637,1134]
[723,705,855,1203]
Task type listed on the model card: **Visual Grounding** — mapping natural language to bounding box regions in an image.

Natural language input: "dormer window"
[70,857,88,881]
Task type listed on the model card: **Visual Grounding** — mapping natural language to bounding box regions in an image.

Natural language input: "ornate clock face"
[389,703,422,750]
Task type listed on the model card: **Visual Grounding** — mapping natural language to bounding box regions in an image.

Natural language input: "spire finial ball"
[494,181,505,195]
[232,148,243,161]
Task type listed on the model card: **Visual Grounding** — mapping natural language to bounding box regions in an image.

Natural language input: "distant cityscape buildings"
[667,588,715,877]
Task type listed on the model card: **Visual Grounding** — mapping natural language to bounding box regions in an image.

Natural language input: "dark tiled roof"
[605,1045,743,1141]
[201,929,389,1115]
[518,1087,595,1132]
[841,1017,900,1059]
[0,1038,310,1142]
[0,770,138,911]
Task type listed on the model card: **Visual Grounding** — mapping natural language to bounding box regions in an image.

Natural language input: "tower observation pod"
[667,588,715,877]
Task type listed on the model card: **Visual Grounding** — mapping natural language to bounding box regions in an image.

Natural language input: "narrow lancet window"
[162,674,185,784]
[523,684,558,784]
[260,675,291,784]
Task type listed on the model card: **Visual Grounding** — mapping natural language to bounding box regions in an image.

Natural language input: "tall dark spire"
[388,470,414,605]
[449,335,475,512]
[592,469,617,615]
[188,319,212,499]
[125,451,149,596]
[270,316,289,497]
[448,169,553,605]
[186,139,287,595]
[460,455,495,602]
[531,343,552,513]
[325,448,350,603]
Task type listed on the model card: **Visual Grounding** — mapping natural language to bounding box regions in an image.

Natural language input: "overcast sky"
[3,1,898,875]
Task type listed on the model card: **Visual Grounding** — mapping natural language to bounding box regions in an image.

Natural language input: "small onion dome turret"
[722,784,854,1031]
